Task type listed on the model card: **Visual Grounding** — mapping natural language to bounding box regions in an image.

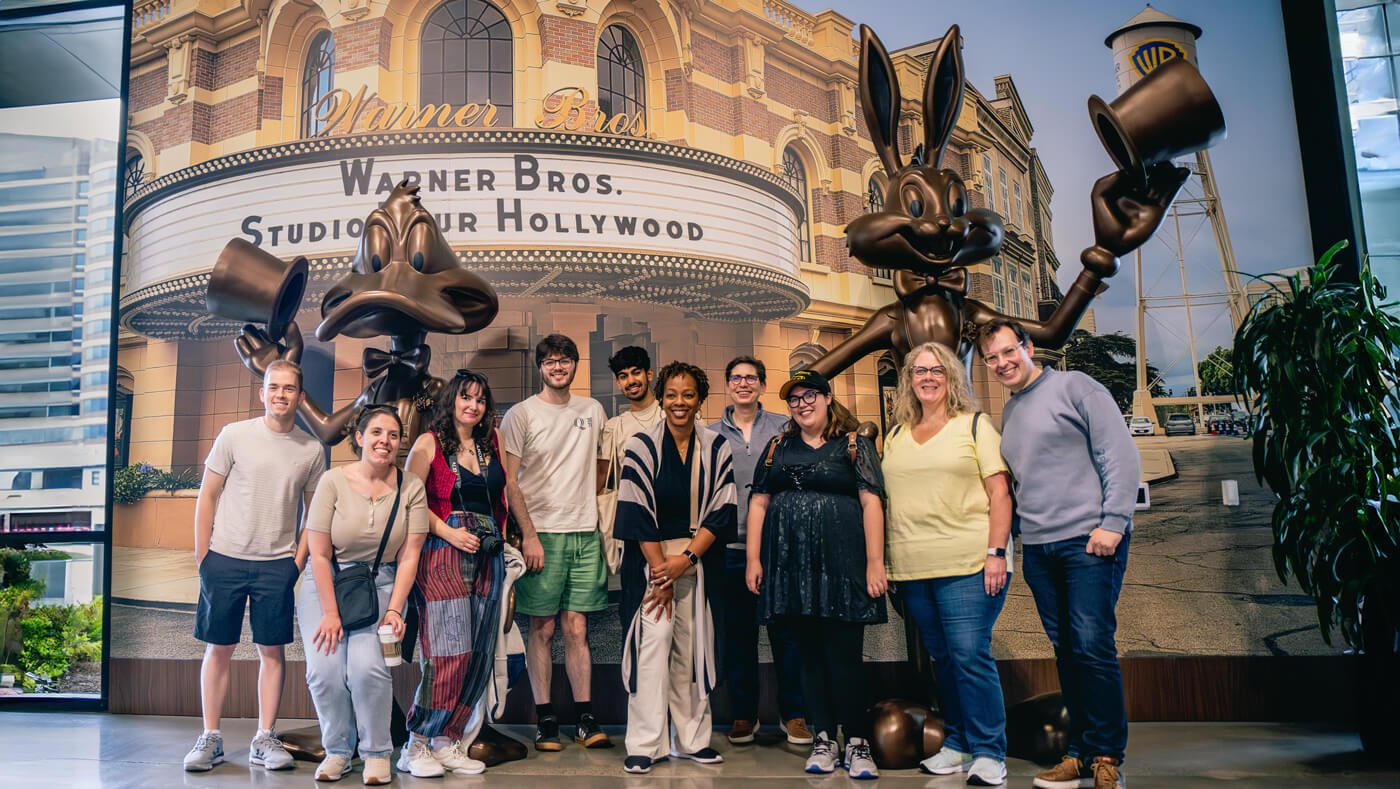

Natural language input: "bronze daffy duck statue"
[208,181,527,765]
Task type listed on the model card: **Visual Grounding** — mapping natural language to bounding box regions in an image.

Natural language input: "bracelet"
[385,609,402,618]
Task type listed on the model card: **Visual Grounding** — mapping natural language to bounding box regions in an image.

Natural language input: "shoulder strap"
[369,468,403,575]
[762,435,782,467]
[890,424,903,439]
[972,411,983,442]
[847,431,858,464]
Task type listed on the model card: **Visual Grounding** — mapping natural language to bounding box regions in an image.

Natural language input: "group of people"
[183,319,1139,789]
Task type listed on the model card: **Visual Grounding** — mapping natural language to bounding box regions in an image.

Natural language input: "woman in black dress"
[745,369,887,779]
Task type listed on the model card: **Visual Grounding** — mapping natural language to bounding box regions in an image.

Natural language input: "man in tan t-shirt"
[500,334,611,752]
[597,346,660,574]
[184,360,326,773]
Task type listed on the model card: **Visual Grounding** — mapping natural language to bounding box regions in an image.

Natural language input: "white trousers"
[624,572,714,759]
[487,543,526,721]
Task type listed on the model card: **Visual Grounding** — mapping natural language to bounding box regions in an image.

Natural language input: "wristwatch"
[683,549,699,566]
[986,547,1007,558]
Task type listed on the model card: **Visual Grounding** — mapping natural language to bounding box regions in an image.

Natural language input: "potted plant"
[1232,240,1400,760]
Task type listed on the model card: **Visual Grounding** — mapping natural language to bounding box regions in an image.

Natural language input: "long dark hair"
[428,369,496,459]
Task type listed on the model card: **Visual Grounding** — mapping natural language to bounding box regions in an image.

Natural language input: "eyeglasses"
[541,357,575,369]
[981,342,1025,365]
[786,389,821,407]
[728,374,760,385]
[910,365,947,379]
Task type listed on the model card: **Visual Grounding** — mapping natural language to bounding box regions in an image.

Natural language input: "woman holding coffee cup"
[299,406,428,785]
[400,369,509,778]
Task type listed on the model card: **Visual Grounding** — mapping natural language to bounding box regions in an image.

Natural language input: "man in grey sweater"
[977,319,1139,789]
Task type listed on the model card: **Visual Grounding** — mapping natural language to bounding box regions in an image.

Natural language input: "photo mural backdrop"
[112,0,1322,671]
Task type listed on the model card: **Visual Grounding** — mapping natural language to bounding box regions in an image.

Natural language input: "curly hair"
[427,369,495,459]
[653,361,710,404]
[891,342,975,429]
[608,345,651,376]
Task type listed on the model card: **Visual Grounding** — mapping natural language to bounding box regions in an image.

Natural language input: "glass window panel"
[467,41,488,71]
[444,41,467,72]
[1340,6,1390,58]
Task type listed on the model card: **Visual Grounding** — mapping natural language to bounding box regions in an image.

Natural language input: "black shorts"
[194,550,299,646]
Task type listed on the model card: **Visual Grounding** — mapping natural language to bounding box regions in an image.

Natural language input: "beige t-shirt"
[599,401,662,470]
[306,466,429,562]
[205,417,326,561]
[882,413,1010,580]
[500,393,606,534]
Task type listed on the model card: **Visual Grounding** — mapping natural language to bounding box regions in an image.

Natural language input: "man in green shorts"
[501,333,612,751]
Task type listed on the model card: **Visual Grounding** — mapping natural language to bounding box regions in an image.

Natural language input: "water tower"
[1107,5,1247,425]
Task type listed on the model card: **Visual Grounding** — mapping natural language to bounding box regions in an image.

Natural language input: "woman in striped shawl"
[614,361,737,774]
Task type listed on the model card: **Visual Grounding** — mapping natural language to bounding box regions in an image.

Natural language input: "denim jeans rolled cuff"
[296,562,399,760]
[1021,532,1130,763]
[898,571,1008,760]
[722,547,805,720]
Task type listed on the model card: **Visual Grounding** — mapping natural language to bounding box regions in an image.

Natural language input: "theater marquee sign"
[120,130,810,340]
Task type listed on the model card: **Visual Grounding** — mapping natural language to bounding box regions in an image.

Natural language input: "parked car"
[1164,413,1197,436]
[1129,416,1154,436]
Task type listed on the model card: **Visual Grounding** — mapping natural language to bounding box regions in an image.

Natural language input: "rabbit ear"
[859,24,903,176]
[922,25,965,169]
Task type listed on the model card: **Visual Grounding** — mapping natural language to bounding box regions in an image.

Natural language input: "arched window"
[783,146,811,263]
[301,30,335,136]
[421,0,514,125]
[865,172,891,279]
[866,172,886,212]
[597,25,645,121]
[123,149,144,198]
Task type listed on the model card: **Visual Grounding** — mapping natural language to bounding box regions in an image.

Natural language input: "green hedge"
[113,463,199,503]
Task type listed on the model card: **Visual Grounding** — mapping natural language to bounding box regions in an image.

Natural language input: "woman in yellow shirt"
[882,341,1013,786]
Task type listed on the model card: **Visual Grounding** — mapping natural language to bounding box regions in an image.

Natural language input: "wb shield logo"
[1131,39,1187,77]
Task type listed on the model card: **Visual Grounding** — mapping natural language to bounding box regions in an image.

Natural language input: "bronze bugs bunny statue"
[807,24,1225,378]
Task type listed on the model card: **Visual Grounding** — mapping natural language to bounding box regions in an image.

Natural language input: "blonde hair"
[891,342,975,429]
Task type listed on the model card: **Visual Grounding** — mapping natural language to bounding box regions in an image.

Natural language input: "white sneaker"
[183,732,224,772]
[804,731,839,774]
[921,745,973,775]
[967,756,1008,786]
[314,754,351,782]
[432,740,485,775]
[845,736,879,780]
[395,741,445,778]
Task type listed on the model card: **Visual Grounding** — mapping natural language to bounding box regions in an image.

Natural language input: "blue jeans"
[723,547,805,720]
[296,563,398,760]
[1021,532,1130,763]
[899,570,1008,760]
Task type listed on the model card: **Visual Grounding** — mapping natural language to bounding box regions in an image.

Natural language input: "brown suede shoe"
[727,719,757,745]
[1091,756,1123,789]
[781,717,814,745]
[1032,755,1091,788]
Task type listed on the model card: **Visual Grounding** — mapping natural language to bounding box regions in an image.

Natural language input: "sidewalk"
[112,546,198,607]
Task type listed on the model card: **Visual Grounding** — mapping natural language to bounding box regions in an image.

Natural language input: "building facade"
[0,134,117,534]
[120,0,1057,471]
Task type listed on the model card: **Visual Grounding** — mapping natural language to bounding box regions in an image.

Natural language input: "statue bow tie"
[363,345,429,378]
[930,266,968,295]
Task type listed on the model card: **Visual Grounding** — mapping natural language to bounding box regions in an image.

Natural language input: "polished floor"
[0,713,1396,788]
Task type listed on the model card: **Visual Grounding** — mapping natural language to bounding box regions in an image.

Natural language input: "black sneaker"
[535,714,564,752]
[623,754,667,773]
[575,713,613,748]
[671,747,724,764]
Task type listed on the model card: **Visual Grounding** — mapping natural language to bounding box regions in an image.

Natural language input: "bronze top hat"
[206,238,308,343]
[1086,57,1226,179]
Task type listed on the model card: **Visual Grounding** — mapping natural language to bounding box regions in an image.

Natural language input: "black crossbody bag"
[331,468,402,632]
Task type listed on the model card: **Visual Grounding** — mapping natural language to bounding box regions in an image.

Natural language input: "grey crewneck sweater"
[999,367,1140,545]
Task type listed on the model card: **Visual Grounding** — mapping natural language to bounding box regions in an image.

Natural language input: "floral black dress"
[753,432,887,625]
